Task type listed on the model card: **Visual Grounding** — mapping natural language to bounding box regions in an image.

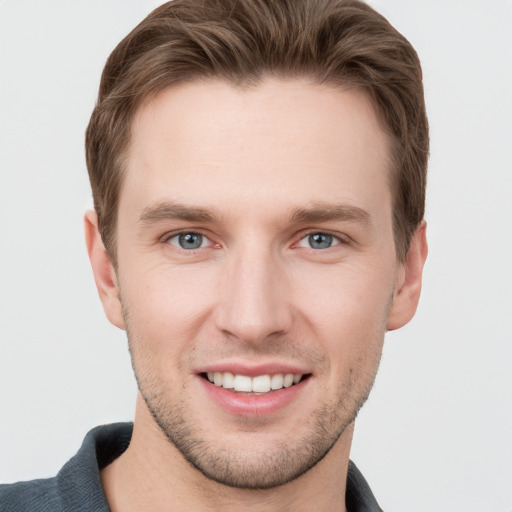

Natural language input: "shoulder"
[0,477,63,510]
[0,423,132,512]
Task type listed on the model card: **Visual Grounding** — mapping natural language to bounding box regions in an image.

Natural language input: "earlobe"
[84,210,125,330]
[387,221,428,331]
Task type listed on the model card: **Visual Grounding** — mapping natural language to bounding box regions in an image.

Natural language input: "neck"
[101,395,353,512]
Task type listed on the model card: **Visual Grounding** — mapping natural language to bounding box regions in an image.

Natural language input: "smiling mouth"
[202,372,309,394]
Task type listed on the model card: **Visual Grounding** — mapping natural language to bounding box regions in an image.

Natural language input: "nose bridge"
[215,239,292,343]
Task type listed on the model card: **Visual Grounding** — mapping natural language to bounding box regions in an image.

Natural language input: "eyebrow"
[138,200,371,228]
[138,201,219,225]
[289,202,371,226]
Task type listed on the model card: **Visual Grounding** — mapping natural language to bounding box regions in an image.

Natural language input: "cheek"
[292,261,393,367]
[293,258,394,322]
[122,255,215,312]
[119,261,220,358]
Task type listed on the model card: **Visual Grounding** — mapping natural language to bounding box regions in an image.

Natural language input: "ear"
[387,221,428,331]
[84,210,125,330]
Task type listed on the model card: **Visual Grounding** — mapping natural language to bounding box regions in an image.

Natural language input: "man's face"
[111,79,404,488]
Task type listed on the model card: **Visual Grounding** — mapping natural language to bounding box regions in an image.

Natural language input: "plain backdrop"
[0,1,511,511]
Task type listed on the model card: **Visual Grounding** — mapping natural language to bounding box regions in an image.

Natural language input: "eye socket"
[297,232,341,250]
[167,232,210,250]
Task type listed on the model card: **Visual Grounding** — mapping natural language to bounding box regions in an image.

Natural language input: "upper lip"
[195,362,311,377]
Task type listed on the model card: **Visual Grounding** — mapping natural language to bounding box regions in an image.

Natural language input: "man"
[0,0,428,510]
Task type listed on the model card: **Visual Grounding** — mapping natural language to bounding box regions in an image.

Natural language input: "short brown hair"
[86,0,428,265]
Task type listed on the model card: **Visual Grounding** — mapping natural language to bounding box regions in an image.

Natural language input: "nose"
[214,245,293,345]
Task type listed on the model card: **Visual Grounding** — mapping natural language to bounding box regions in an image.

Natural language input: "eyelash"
[295,231,345,250]
[164,231,217,251]
[162,229,346,252]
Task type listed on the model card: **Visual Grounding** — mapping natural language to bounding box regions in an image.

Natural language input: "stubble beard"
[125,327,382,490]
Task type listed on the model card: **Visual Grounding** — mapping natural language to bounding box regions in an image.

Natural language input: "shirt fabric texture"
[0,422,383,511]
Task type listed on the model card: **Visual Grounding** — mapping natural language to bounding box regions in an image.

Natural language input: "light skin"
[85,78,427,512]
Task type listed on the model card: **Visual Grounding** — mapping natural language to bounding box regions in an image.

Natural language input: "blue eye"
[298,233,340,249]
[169,232,207,250]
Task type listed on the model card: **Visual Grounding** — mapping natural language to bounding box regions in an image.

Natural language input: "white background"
[0,1,511,510]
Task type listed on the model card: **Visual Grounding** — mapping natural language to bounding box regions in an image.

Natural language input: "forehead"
[121,78,393,225]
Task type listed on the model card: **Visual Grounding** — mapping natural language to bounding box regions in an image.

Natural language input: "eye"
[297,232,341,250]
[168,232,210,250]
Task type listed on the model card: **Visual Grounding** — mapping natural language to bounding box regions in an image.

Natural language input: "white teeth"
[252,375,271,393]
[233,375,252,392]
[271,374,284,390]
[283,374,294,388]
[222,372,234,389]
[206,372,304,393]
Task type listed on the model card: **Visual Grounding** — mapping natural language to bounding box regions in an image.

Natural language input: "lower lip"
[199,376,309,417]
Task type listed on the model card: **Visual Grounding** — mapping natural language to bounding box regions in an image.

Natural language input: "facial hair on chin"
[124,320,382,489]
